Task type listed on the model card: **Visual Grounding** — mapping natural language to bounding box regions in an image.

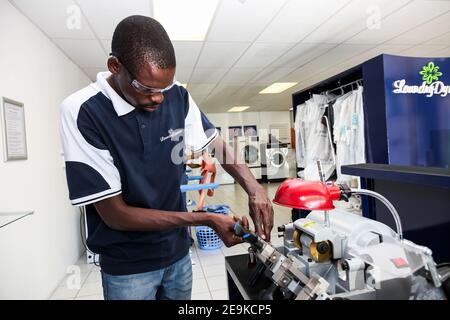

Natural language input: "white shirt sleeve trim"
[71,189,122,207]
[191,128,218,153]
[184,93,217,152]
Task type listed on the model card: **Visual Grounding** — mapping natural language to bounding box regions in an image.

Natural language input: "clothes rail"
[322,78,363,96]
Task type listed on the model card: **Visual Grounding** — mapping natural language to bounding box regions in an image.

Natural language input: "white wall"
[0,1,90,299]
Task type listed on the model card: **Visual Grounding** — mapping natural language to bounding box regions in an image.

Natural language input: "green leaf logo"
[419,62,443,85]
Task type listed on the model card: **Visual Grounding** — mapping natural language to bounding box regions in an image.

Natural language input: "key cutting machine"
[233,171,450,300]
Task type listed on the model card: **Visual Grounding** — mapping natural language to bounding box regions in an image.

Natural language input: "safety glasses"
[111,54,176,95]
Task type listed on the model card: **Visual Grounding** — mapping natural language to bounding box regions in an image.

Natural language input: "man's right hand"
[210,214,249,247]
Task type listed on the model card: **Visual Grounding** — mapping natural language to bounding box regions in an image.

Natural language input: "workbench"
[225,254,272,300]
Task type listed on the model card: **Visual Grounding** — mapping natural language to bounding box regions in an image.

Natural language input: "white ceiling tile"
[399,44,450,57]
[13,0,450,114]
[200,105,216,113]
[172,41,203,68]
[234,43,292,68]
[207,0,286,42]
[201,102,229,112]
[105,39,200,63]
[175,67,194,83]
[291,44,412,88]
[77,0,151,39]
[11,0,96,39]
[207,84,241,100]
[432,45,450,58]
[299,68,358,92]
[288,83,305,95]
[378,44,419,56]
[220,68,263,85]
[250,67,296,85]
[83,67,108,81]
[311,63,362,86]
[191,94,208,106]
[189,68,228,83]
[101,39,112,54]
[334,44,412,70]
[303,0,411,44]
[283,44,374,82]
[202,94,229,106]
[256,0,350,43]
[425,31,450,45]
[387,11,450,45]
[247,93,291,109]
[53,39,107,68]
[259,104,291,112]
[270,43,336,68]
[298,72,349,93]
[196,42,250,68]
[187,83,216,96]
[233,85,268,100]
[346,1,450,44]
[264,97,292,109]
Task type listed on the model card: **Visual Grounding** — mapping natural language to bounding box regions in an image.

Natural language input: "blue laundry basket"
[195,205,230,250]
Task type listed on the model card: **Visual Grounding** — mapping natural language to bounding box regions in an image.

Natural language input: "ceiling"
[10,0,450,113]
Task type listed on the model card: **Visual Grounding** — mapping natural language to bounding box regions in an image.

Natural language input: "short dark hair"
[111,15,176,74]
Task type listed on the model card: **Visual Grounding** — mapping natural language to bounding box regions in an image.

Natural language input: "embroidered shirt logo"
[160,128,183,142]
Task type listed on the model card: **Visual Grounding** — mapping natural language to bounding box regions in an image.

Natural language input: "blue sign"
[383,55,450,168]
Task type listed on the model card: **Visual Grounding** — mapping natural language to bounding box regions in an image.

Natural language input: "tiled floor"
[49,182,292,300]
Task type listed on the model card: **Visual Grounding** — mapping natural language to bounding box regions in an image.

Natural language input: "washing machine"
[261,143,290,181]
[234,136,261,179]
[212,156,235,184]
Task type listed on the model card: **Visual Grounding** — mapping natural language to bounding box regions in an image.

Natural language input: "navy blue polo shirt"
[60,72,217,275]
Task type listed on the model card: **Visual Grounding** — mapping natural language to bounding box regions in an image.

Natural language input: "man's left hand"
[248,186,274,242]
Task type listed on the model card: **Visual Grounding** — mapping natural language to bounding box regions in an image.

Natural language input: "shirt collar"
[96,71,135,116]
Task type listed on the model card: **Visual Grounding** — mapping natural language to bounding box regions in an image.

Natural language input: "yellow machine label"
[303,221,316,228]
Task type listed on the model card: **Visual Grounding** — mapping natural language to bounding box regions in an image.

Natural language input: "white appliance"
[261,143,290,181]
[234,136,261,179]
[81,206,99,265]
[212,157,235,184]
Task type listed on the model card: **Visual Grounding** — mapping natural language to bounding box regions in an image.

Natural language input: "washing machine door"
[243,145,259,166]
[269,150,285,168]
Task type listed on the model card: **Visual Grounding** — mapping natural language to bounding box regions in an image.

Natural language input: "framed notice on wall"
[243,125,257,137]
[228,126,242,139]
[2,98,28,161]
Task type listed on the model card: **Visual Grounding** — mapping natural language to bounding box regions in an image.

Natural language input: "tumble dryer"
[234,136,261,179]
[261,143,290,181]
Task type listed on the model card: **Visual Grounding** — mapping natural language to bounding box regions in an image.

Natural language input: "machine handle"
[180,183,219,193]
[233,221,261,247]
[187,175,204,181]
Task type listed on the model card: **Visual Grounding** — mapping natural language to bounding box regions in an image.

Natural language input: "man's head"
[107,15,176,112]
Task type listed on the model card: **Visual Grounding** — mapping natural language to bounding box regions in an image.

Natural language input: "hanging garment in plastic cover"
[332,86,365,184]
[295,94,335,181]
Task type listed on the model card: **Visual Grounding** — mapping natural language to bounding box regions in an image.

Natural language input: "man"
[60,15,274,300]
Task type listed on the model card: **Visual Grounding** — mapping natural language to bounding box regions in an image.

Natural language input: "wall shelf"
[0,211,34,229]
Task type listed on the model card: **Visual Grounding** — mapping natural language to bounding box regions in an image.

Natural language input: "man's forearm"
[208,136,274,240]
[221,162,262,195]
[94,194,215,232]
[210,136,262,195]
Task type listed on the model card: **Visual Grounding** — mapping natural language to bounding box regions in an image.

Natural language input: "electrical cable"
[79,207,100,267]
[350,188,403,240]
